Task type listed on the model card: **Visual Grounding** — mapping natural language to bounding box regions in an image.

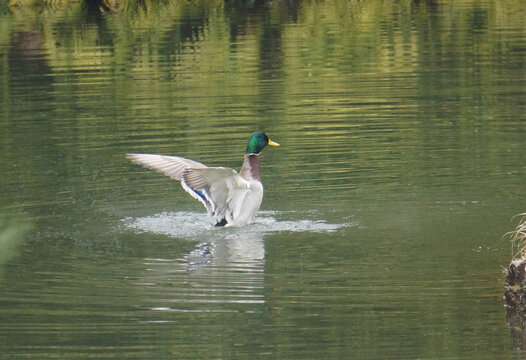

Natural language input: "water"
[1,0,525,358]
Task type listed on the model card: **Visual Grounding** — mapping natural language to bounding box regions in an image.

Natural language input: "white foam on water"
[123,210,352,240]
[123,211,211,240]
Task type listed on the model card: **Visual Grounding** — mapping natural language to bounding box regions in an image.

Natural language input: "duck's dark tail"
[215,218,228,227]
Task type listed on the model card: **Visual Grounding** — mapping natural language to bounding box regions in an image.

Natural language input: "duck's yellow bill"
[268,139,280,147]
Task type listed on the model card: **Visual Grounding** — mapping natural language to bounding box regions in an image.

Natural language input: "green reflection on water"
[0,0,525,359]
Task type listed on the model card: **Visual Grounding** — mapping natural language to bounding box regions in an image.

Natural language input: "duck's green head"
[246,131,280,154]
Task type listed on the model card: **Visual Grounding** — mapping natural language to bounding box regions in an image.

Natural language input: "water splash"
[123,210,351,240]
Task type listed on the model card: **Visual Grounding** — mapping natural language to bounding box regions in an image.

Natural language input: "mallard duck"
[127,131,279,227]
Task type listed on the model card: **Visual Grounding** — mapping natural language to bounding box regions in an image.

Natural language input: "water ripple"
[123,211,352,316]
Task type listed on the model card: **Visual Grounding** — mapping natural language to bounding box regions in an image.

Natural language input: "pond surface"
[1,0,526,358]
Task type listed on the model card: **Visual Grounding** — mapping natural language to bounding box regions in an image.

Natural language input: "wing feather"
[126,154,206,180]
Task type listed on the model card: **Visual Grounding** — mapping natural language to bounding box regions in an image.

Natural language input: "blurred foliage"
[0,204,31,267]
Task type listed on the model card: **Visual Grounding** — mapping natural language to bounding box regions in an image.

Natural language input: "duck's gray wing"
[126,154,207,181]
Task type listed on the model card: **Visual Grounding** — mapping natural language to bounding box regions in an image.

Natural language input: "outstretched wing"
[182,167,257,224]
[126,154,207,180]
[127,154,262,224]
